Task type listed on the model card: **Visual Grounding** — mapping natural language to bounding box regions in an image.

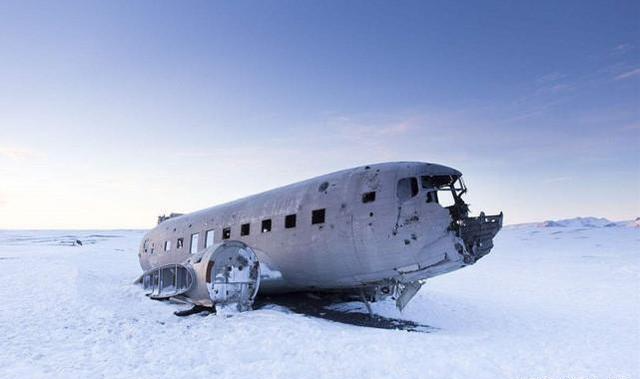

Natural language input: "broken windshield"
[421,175,466,207]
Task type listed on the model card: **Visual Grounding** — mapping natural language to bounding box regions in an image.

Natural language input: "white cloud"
[327,114,421,143]
[612,43,633,54]
[615,68,640,80]
[0,147,40,161]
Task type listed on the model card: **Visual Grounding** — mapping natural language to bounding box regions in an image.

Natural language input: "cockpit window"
[421,175,465,208]
[421,176,439,203]
[397,177,419,201]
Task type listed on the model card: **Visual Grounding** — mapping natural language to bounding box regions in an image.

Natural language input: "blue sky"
[0,0,638,228]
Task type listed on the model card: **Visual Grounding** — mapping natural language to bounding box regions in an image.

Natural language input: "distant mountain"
[538,220,566,228]
[539,217,613,228]
[623,217,640,228]
[507,217,639,229]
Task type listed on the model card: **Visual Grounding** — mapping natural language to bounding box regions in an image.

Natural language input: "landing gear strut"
[359,289,374,318]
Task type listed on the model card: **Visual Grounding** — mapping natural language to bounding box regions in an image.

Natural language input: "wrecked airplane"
[136,162,502,314]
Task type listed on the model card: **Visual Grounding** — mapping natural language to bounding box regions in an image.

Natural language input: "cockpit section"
[420,175,470,221]
[397,174,470,220]
[396,171,502,264]
[421,175,463,205]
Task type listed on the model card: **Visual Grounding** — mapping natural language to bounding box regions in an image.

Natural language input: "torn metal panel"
[396,281,423,311]
[140,263,194,299]
[207,242,260,312]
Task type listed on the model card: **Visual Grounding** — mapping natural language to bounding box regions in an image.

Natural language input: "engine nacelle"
[139,241,261,312]
[207,241,261,312]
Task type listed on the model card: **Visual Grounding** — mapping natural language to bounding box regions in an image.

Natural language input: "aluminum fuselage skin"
[139,162,473,294]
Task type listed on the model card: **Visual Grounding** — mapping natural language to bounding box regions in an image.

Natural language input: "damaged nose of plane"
[456,212,503,264]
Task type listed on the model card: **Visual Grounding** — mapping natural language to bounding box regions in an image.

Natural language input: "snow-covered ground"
[1,220,638,379]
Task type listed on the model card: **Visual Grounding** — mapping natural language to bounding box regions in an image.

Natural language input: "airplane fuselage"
[139,162,502,305]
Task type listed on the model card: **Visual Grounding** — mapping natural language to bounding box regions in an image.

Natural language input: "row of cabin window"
[153,180,441,255]
[225,208,326,238]
[157,208,328,255]
[153,190,382,255]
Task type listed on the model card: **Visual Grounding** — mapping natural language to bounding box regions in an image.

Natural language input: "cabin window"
[261,219,272,233]
[241,223,250,236]
[164,240,171,251]
[362,191,376,203]
[397,177,419,201]
[150,243,155,255]
[190,233,199,254]
[205,230,214,247]
[285,214,296,229]
[143,239,149,252]
[176,238,184,249]
[312,208,326,224]
[222,227,231,240]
